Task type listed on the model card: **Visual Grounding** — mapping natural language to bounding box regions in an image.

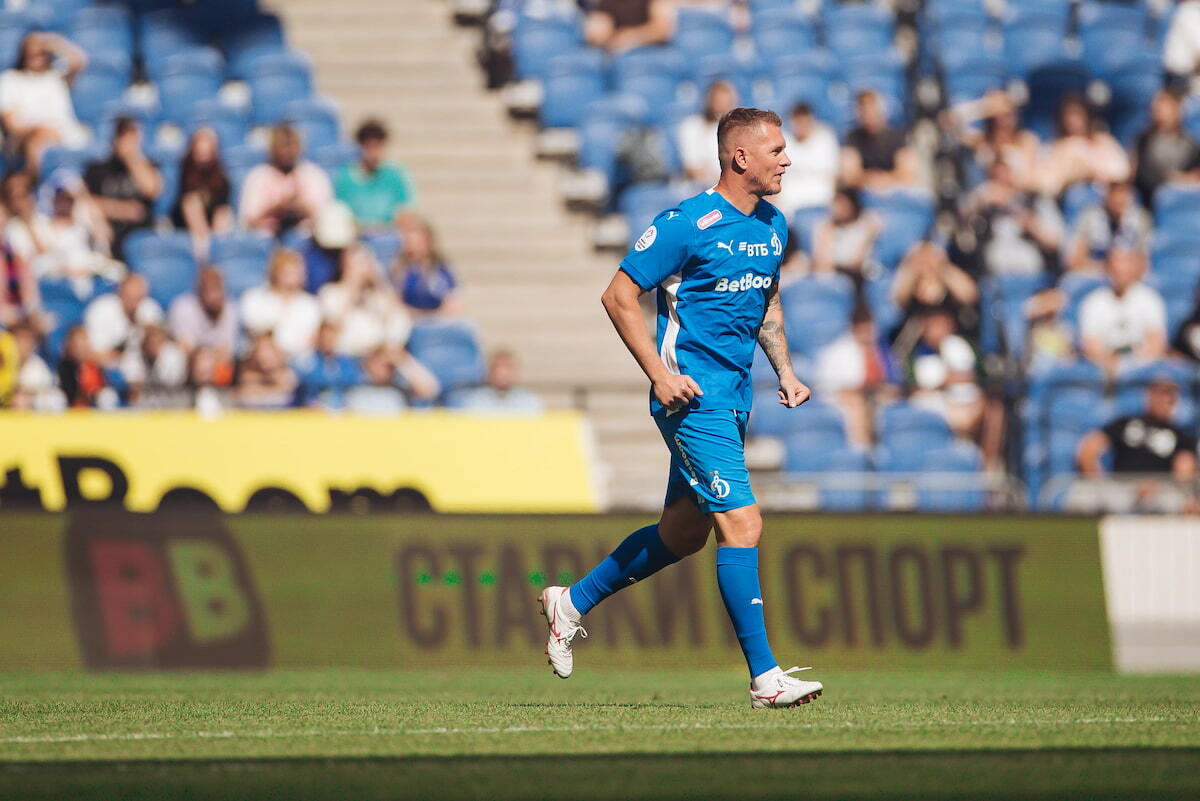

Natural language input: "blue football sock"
[569,525,680,616]
[716,546,777,678]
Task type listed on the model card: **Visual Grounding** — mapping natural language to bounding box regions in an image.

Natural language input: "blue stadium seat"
[1153,184,1200,231]
[1145,272,1198,337]
[139,9,203,68]
[69,5,133,57]
[780,273,855,359]
[924,0,990,29]
[122,230,198,309]
[823,2,894,58]
[816,448,873,511]
[0,18,26,68]
[692,52,758,107]
[916,443,986,512]
[512,17,583,81]
[29,0,89,31]
[942,55,1007,106]
[673,8,735,60]
[613,52,686,123]
[156,51,225,123]
[38,277,89,365]
[539,52,607,129]
[248,50,315,126]
[1002,11,1068,76]
[146,141,184,218]
[362,230,404,270]
[842,52,906,113]
[864,272,902,338]
[1061,182,1105,226]
[1106,53,1164,146]
[578,94,650,191]
[877,403,954,456]
[407,320,487,394]
[222,12,286,78]
[69,52,133,128]
[751,9,817,59]
[40,142,106,181]
[284,96,341,150]
[789,205,828,255]
[619,182,687,246]
[309,140,359,176]
[862,189,935,268]
[780,401,849,470]
[186,99,250,150]
[221,142,267,208]
[1151,232,1200,283]
[210,231,274,298]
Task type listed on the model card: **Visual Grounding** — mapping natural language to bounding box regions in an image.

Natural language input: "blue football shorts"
[654,408,756,513]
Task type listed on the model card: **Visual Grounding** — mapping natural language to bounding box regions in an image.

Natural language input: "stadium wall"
[0,411,600,513]
[0,512,1112,672]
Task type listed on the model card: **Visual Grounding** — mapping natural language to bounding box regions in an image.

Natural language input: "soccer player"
[539,108,824,709]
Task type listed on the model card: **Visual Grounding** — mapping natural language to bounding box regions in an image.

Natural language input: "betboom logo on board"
[65,511,270,669]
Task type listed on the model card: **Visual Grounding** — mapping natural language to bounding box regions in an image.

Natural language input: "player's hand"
[777,375,810,408]
[653,374,703,411]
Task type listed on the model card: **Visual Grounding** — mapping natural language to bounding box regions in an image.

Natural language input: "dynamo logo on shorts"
[713,273,772,293]
[709,471,730,499]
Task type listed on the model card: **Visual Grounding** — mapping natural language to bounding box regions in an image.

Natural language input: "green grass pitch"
[1,669,1198,800]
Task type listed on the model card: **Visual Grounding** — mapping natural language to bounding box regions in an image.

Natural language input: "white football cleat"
[538,586,587,679]
[749,666,824,709]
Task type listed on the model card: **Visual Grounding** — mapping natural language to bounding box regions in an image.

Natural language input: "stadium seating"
[122,230,197,309]
[210,231,275,298]
[780,274,854,360]
[407,321,487,395]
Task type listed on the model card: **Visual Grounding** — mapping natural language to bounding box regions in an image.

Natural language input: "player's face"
[742,124,790,197]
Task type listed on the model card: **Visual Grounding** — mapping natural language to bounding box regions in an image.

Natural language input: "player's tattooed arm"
[759,283,810,408]
[757,285,792,377]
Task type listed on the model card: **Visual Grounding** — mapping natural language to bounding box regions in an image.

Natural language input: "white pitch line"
[0,717,1178,746]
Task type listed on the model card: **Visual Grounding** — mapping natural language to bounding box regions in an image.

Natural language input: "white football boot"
[538,586,587,678]
[749,666,824,709]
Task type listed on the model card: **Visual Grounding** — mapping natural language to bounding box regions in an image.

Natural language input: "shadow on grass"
[2,748,1198,800]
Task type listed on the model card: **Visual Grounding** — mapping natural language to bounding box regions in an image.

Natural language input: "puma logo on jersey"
[713,273,773,292]
[716,240,734,254]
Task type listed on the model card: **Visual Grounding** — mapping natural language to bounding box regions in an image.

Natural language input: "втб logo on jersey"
[713,272,773,292]
[715,236,784,258]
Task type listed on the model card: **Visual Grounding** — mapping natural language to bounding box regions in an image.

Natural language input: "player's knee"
[717,507,762,547]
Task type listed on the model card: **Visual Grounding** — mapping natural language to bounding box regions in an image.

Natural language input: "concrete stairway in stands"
[267,0,667,510]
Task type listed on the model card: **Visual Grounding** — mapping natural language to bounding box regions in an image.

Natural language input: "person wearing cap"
[1078,379,1198,482]
[334,119,416,231]
[239,123,333,237]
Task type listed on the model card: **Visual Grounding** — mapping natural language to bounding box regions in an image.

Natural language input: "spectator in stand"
[4,320,60,410]
[240,248,322,358]
[1042,95,1130,196]
[810,187,881,297]
[57,325,114,408]
[1171,289,1200,362]
[451,348,543,413]
[947,91,1042,192]
[961,159,1063,277]
[1066,181,1152,274]
[168,266,237,385]
[0,196,39,329]
[678,80,738,187]
[234,334,297,409]
[171,127,233,260]
[1079,245,1167,376]
[187,345,231,416]
[584,0,675,53]
[299,201,356,293]
[335,119,416,231]
[774,102,839,217]
[291,321,363,408]
[84,117,162,260]
[0,32,88,172]
[83,273,162,373]
[6,171,116,293]
[394,217,461,317]
[905,307,988,451]
[1024,288,1076,373]
[891,241,978,332]
[1165,0,1200,87]
[318,244,411,357]
[840,89,916,189]
[343,345,440,413]
[1078,379,1197,483]
[239,124,333,237]
[129,323,188,407]
[812,305,900,447]
[1133,86,1200,206]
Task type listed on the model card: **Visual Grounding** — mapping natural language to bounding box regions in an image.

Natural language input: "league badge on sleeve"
[634,225,657,251]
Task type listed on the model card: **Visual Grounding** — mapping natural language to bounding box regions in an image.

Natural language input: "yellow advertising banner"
[0,411,599,513]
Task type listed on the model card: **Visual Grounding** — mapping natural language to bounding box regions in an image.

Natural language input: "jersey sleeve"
[619,209,692,290]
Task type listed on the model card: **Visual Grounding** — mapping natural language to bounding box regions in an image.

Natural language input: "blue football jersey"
[619,189,789,416]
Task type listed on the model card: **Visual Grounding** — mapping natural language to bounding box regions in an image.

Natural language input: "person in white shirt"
[451,348,544,413]
[239,248,322,357]
[1079,245,1168,376]
[83,273,162,363]
[317,244,411,357]
[1166,0,1200,87]
[0,32,88,172]
[774,102,839,218]
[677,80,737,186]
